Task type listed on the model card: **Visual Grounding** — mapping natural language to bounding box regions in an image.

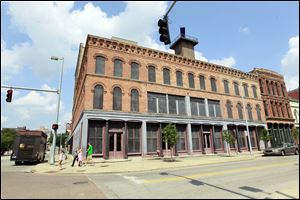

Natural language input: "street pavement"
[1,153,299,199]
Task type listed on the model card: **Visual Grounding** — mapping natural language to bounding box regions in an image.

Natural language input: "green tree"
[259,128,272,149]
[48,132,68,148]
[1,129,17,154]
[162,123,179,160]
[291,127,299,145]
[222,130,235,156]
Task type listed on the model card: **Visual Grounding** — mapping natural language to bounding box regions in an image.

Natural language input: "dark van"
[10,130,47,165]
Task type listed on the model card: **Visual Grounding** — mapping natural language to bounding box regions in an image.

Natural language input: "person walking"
[87,142,93,165]
[78,148,83,167]
[71,147,79,167]
[58,149,67,170]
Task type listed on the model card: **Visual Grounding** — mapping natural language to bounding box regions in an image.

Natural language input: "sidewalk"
[29,151,263,174]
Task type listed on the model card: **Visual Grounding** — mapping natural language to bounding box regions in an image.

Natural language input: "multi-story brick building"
[71,34,267,159]
[250,68,295,146]
[288,88,299,132]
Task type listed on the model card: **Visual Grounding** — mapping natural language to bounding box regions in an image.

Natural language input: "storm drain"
[73,181,89,185]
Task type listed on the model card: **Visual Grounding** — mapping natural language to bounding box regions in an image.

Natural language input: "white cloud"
[209,56,236,67]
[1,1,168,82]
[195,51,208,62]
[281,36,299,90]
[239,27,249,33]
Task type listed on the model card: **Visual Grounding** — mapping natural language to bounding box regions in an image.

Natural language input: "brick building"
[250,68,295,145]
[288,88,299,131]
[71,34,267,159]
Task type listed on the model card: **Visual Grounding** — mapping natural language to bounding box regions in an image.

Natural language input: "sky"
[1,1,299,133]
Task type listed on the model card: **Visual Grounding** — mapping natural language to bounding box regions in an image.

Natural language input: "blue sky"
[1,1,299,132]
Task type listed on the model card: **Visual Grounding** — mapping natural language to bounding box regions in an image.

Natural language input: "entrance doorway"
[203,133,212,154]
[109,132,123,159]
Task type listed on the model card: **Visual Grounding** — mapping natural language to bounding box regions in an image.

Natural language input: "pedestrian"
[87,142,93,165]
[71,147,79,167]
[58,149,67,170]
[78,148,83,167]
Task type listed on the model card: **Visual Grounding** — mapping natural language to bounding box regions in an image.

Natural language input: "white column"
[223,123,228,153]
[142,120,147,156]
[185,96,191,116]
[205,98,209,117]
[81,116,88,158]
[187,123,193,154]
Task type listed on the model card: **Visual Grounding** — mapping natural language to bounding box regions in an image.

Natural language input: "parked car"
[263,143,299,156]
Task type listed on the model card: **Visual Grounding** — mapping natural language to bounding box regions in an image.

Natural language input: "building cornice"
[86,34,258,81]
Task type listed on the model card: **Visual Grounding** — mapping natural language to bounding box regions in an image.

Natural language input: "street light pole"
[241,77,253,157]
[50,56,64,165]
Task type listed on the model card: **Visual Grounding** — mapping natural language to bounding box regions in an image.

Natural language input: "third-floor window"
[210,77,217,92]
[163,68,171,85]
[114,59,123,77]
[199,75,206,90]
[148,66,156,82]
[223,80,229,94]
[234,82,240,96]
[188,73,195,88]
[252,85,258,99]
[176,71,183,87]
[131,62,139,80]
[95,56,105,75]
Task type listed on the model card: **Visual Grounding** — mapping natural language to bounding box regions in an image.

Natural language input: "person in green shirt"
[87,142,93,165]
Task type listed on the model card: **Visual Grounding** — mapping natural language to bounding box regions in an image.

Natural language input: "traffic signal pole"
[164,1,177,18]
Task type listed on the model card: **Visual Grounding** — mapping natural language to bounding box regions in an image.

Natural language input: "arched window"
[93,85,104,109]
[247,104,253,121]
[243,84,249,97]
[114,59,123,77]
[210,77,217,92]
[148,65,156,82]
[234,82,240,96]
[199,75,206,90]
[163,68,171,85]
[252,85,257,98]
[131,62,139,80]
[131,89,139,112]
[226,100,233,119]
[256,104,262,121]
[294,110,299,123]
[113,87,122,111]
[176,71,183,87]
[95,56,105,75]
[263,101,269,117]
[223,80,229,94]
[237,103,243,120]
[188,73,195,88]
[259,79,264,94]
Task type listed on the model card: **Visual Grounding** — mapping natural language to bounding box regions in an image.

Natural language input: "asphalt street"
[1,155,299,199]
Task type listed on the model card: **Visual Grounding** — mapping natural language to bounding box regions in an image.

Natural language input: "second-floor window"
[223,80,229,94]
[131,62,139,80]
[130,89,139,112]
[256,104,262,121]
[176,71,183,87]
[168,95,186,115]
[148,93,167,113]
[114,59,123,77]
[163,68,171,85]
[247,104,253,121]
[208,100,221,117]
[237,103,243,120]
[93,85,104,109]
[263,101,269,117]
[95,56,105,75]
[148,66,156,82]
[188,73,195,88]
[226,100,233,119]
[113,87,122,111]
[190,97,206,117]
[210,77,217,92]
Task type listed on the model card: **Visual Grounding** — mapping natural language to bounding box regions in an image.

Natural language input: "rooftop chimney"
[170,27,198,59]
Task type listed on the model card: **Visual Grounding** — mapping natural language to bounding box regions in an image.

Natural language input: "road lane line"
[144,161,297,184]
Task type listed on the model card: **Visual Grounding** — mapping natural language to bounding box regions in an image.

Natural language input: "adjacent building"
[288,88,299,132]
[250,68,295,146]
[71,33,269,159]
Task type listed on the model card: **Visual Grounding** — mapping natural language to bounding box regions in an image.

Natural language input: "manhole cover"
[73,181,88,185]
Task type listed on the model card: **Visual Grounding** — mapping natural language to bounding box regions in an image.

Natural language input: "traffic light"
[158,18,171,45]
[6,89,13,102]
[52,124,58,131]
